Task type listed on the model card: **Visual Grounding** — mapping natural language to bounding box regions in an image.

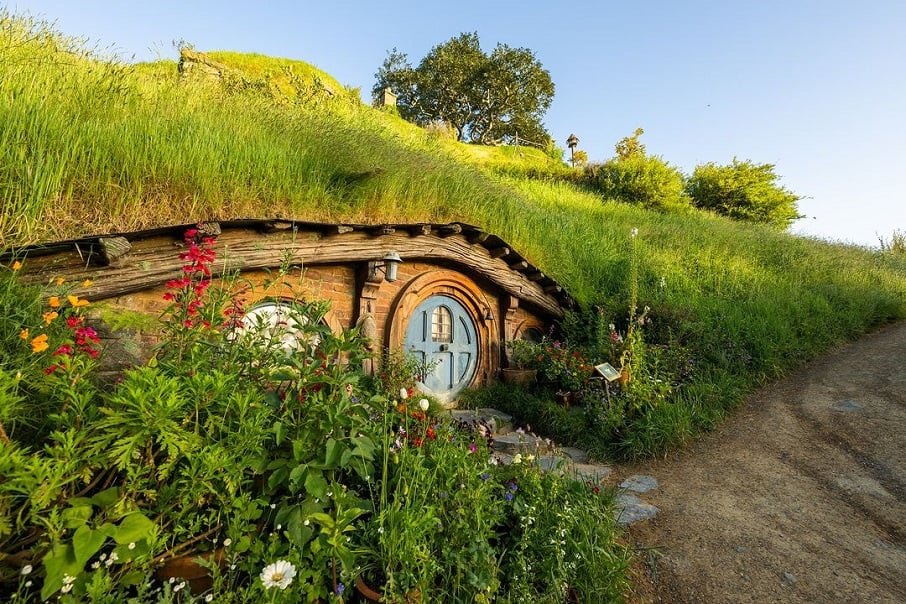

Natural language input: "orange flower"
[42,311,59,325]
[48,296,61,308]
[11,261,22,271]
[19,328,29,340]
[82,279,92,287]
[67,295,89,308]
[55,277,65,286]
[31,333,49,353]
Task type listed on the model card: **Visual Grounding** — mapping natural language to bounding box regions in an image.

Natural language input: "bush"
[685,159,802,228]
[582,155,690,211]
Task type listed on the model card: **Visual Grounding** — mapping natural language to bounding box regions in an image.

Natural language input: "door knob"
[439,344,449,352]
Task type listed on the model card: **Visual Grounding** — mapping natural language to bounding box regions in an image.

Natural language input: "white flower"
[631,227,639,238]
[20,565,32,575]
[418,398,429,411]
[260,560,296,590]
[24,580,31,588]
[303,519,310,526]
[108,552,119,562]
[205,595,214,602]
[61,583,73,593]
[173,581,185,592]
[91,561,100,569]
[127,542,136,550]
[222,538,232,547]
[399,387,409,400]
[62,575,76,585]
[525,454,535,463]
[512,454,523,464]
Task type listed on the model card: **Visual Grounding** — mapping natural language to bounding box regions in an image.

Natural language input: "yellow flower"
[43,311,59,325]
[82,279,92,287]
[19,328,29,340]
[67,295,89,308]
[31,333,49,353]
[48,296,61,308]
[11,261,22,271]
[55,277,65,286]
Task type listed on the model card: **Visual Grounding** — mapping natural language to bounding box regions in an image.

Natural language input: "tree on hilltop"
[373,32,555,146]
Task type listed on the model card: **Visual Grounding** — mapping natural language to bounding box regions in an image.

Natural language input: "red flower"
[66,316,83,329]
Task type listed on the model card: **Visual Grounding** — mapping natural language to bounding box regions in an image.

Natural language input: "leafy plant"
[686,158,803,228]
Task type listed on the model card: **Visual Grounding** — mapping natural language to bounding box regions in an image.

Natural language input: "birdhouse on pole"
[566,133,579,166]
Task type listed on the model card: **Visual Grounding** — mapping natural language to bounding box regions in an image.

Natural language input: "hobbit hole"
[5,220,575,403]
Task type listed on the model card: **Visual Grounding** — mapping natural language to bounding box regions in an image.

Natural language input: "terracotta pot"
[154,548,225,594]
[500,368,537,386]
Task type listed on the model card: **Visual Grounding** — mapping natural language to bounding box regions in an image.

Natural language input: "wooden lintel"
[467,230,489,244]
[438,224,462,238]
[22,228,567,318]
[488,247,510,258]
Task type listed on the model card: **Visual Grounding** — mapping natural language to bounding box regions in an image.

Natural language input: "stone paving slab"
[620,474,659,493]
[569,462,613,483]
[614,492,660,525]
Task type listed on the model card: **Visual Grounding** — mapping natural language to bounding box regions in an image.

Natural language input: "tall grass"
[3,9,906,455]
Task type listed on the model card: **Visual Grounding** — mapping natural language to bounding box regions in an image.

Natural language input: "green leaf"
[73,525,107,566]
[323,437,342,468]
[42,542,80,601]
[61,504,93,529]
[273,420,287,445]
[289,463,308,487]
[304,472,328,499]
[90,486,120,508]
[114,512,155,544]
[114,539,150,561]
[98,522,117,539]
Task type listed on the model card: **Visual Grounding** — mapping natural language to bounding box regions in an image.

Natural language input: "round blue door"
[404,295,478,402]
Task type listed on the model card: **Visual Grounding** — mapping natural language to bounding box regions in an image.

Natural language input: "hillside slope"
[2,9,905,456]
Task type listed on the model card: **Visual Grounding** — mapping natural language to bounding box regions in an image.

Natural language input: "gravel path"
[613,321,906,603]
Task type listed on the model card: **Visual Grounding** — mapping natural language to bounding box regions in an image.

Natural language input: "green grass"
[3,8,906,458]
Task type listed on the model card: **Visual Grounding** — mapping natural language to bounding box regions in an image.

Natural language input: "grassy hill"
[3,9,906,456]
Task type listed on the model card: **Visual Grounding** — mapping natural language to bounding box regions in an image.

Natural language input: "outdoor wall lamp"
[368,251,402,283]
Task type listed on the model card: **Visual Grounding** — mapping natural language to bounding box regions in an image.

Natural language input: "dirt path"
[613,322,906,603]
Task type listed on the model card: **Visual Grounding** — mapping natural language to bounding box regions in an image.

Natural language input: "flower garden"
[0,228,631,603]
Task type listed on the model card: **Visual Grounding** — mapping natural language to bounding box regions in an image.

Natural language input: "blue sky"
[11,0,905,247]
